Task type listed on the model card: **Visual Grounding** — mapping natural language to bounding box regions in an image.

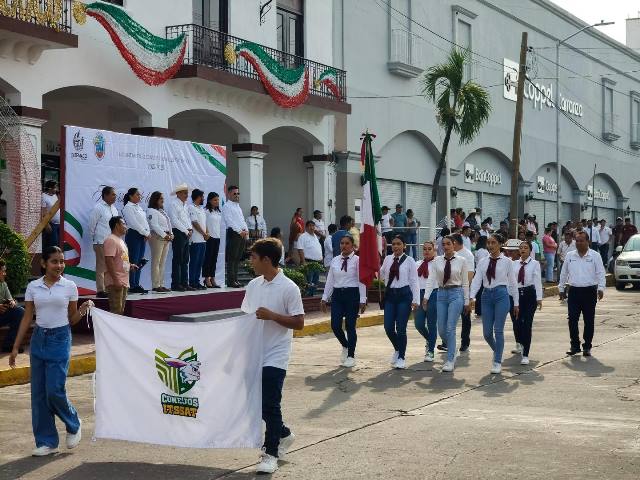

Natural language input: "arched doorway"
[527,163,579,226]
[584,173,622,224]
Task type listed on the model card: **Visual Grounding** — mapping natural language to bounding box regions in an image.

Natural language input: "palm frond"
[457,82,492,145]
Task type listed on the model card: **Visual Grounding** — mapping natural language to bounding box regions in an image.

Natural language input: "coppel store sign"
[504,58,583,117]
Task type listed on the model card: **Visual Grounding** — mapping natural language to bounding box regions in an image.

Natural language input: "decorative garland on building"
[315,68,342,98]
[225,42,309,108]
[73,1,186,86]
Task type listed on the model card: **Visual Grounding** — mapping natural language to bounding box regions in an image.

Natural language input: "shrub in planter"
[0,222,30,294]
[297,261,325,277]
[282,267,307,295]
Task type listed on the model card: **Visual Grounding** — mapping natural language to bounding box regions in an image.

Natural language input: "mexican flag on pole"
[359,132,382,288]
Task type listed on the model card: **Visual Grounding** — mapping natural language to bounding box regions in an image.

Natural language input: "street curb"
[294,313,384,338]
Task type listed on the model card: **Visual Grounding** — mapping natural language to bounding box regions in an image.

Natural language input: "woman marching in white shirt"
[414,241,438,362]
[470,233,519,374]
[380,236,419,369]
[424,235,470,372]
[321,234,367,368]
[511,240,543,365]
[147,191,173,293]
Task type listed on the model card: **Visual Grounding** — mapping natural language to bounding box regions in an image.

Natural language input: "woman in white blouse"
[511,240,543,365]
[321,234,367,368]
[203,192,222,288]
[424,236,470,372]
[9,246,92,456]
[122,187,151,294]
[147,191,173,293]
[380,236,419,369]
[470,233,519,374]
[414,241,438,362]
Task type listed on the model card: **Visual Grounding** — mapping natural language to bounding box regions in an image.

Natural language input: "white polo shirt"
[297,232,323,261]
[241,270,305,370]
[25,276,78,328]
[41,192,61,224]
[188,204,207,243]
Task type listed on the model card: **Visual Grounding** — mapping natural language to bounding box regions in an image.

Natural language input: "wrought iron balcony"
[0,0,74,33]
[166,24,347,105]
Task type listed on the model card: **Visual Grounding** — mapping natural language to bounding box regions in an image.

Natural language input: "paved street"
[1,288,639,480]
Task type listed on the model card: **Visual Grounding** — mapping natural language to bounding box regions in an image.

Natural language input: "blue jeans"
[437,287,464,363]
[0,305,23,350]
[481,285,511,364]
[543,252,555,282]
[188,242,206,287]
[414,289,438,353]
[43,222,59,250]
[125,229,146,288]
[262,366,291,457]
[305,262,321,296]
[330,287,359,357]
[30,325,80,448]
[383,286,413,359]
[406,233,418,259]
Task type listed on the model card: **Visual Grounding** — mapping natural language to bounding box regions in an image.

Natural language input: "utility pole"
[509,32,528,239]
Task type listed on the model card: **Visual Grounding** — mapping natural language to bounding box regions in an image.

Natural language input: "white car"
[614,234,640,290]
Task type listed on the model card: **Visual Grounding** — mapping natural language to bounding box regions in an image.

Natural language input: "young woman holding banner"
[9,246,92,456]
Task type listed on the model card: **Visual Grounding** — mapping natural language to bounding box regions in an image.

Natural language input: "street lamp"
[555,20,614,228]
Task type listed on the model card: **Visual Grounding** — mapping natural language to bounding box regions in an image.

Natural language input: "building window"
[602,78,619,141]
[631,91,640,148]
[387,0,423,77]
[277,0,304,59]
[193,0,228,32]
[452,5,477,81]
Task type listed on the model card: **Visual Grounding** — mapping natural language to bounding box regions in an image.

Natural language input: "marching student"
[512,240,543,365]
[8,246,92,456]
[470,233,519,374]
[414,241,438,362]
[241,238,305,474]
[558,231,606,357]
[321,234,367,368]
[380,235,419,369]
[451,233,475,354]
[424,235,470,373]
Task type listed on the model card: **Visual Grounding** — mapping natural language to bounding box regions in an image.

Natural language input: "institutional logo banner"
[92,308,264,448]
[62,126,227,293]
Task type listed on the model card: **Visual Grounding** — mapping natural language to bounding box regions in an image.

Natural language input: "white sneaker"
[342,356,356,368]
[491,362,502,374]
[341,347,348,363]
[66,419,82,449]
[424,351,434,362]
[520,356,530,365]
[389,350,399,365]
[511,343,523,354]
[32,446,59,457]
[256,451,279,474]
[441,361,454,372]
[394,358,406,369]
[278,432,295,459]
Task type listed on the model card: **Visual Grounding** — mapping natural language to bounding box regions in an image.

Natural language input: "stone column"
[304,154,336,225]
[232,143,269,214]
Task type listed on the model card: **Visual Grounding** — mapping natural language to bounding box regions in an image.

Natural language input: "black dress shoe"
[459,345,469,353]
[1,346,24,353]
[566,349,581,356]
[130,286,148,294]
[96,291,108,298]
[197,284,207,290]
[173,286,186,292]
[583,349,592,357]
[185,285,197,291]
[436,344,448,352]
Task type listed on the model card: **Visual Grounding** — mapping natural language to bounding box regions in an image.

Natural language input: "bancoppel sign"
[587,185,610,202]
[537,176,557,194]
[466,163,502,186]
[464,163,475,183]
[504,58,583,117]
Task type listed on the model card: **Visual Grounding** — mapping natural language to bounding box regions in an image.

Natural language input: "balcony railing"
[166,24,347,103]
[603,112,620,141]
[631,122,640,148]
[0,0,73,33]
[390,29,423,67]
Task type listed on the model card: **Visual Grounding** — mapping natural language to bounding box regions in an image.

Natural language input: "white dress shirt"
[470,253,519,305]
[147,208,172,237]
[380,254,420,304]
[558,249,606,293]
[416,258,435,290]
[598,225,612,244]
[321,253,367,303]
[457,246,476,273]
[511,257,543,301]
[586,226,601,244]
[475,247,489,265]
[222,200,248,234]
[381,213,392,233]
[189,204,207,243]
[122,202,150,237]
[323,235,334,267]
[246,214,267,237]
[424,254,470,305]
[205,209,222,239]
[297,232,323,261]
[168,197,192,235]
[557,240,576,262]
[88,200,119,244]
[41,192,61,224]
[25,276,78,328]
[312,218,327,237]
[462,236,471,251]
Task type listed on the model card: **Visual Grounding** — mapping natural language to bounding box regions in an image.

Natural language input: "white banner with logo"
[63,126,227,293]
[92,308,263,448]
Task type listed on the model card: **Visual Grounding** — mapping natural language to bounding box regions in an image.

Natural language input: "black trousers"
[225,228,245,284]
[460,310,471,349]
[330,287,360,357]
[202,237,220,277]
[599,243,609,267]
[509,296,517,343]
[474,286,483,315]
[514,286,537,356]
[567,286,597,351]
[171,229,189,288]
[262,366,291,457]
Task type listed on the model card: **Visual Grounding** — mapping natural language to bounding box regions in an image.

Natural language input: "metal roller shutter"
[455,190,478,213]
[596,207,615,225]
[378,179,402,211]
[482,193,509,225]
[527,200,545,226]
[406,182,432,242]
[562,203,573,224]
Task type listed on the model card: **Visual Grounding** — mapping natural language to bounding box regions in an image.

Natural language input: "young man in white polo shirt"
[241,238,305,474]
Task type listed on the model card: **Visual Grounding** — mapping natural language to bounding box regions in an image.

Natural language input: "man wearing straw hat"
[168,183,193,292]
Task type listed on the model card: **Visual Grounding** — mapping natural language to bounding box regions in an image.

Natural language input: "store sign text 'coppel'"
[504,59,583,117]
[464,163,502,186]
[537,176,558,194]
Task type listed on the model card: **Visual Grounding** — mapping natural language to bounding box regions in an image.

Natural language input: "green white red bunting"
[317,68,342,98]
[359,132,382,288]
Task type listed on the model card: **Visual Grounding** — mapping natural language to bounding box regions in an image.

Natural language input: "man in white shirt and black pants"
[168,183,193,292]
[222,186,249,288]
[558,231,606,357]
[597,219,612,267]
[297,220,324,296]
[88,186,119,297]
[241,238,305,474]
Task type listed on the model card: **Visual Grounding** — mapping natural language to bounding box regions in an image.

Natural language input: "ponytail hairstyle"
[123,187,138,206]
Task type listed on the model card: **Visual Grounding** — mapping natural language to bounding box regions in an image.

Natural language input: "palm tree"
[422,48,491,232]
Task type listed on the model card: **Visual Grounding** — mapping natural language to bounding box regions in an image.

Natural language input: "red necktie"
[518,261,526,285]
[341,256,348,272]
[443,257,453,285]
[486,257,499,285]
[389,256,401,282]
[417,260,429,278]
